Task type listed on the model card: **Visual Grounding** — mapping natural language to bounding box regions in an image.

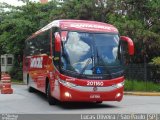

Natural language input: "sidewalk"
[124,91,160,96]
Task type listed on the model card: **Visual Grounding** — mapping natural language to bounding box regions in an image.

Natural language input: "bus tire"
[27,75,34,93]
[96,101,103,104]
[47,83,57,105]
[28,86,34,93]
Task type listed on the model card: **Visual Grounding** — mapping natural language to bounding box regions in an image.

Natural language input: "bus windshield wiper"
[80,57,92,75]
[79,43,95,75]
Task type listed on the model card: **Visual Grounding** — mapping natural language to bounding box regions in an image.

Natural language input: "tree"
[0,1,58,79]
[106,0,160,63]
[0,0,159,80]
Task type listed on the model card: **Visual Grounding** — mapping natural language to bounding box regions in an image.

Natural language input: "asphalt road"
[0,85,160,114]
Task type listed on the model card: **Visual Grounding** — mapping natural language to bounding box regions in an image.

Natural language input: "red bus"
[23,20,134,105]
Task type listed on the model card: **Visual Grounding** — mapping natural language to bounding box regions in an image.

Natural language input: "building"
[39,0,66,7]
[0,54,14,72]
[40,0,48,4]
[39,0,65,4]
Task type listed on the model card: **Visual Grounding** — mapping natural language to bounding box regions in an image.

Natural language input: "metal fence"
[124,64,160,91]
[125,64,160,82]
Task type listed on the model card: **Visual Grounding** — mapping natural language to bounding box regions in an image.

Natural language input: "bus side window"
[26,39,35,56]
[37,30,50,55]
[30,38,39,55]
[24,39,37,56]
[24,41,29,56]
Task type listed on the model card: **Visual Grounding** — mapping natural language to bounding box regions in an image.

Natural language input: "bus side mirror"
[120,36,134,55]
[55,32,61,52]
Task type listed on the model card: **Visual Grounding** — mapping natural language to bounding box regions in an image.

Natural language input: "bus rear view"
[23,20,134,105]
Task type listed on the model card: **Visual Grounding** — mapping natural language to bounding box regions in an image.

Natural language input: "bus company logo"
[30,57,43,68]
[70,23,118,32]
[66,78,76,81]
[93,86,98,91]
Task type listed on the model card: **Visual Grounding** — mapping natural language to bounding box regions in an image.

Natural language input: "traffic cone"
[1,88,13,94]
[0,73,13,94]
[1,83,11,88]
[0,83,2,90]
[1,74,11,83]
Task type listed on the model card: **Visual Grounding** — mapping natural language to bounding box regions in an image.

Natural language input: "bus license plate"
[90,94,100,99]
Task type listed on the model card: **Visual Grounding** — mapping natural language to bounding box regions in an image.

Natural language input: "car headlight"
[58,79,77,88]
[112,81,124,88]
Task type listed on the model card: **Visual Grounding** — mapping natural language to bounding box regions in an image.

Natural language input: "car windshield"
[61,31,123,78]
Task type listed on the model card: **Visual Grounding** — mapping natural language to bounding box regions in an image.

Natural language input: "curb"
[124,92,160,96]
[11,82,26,85]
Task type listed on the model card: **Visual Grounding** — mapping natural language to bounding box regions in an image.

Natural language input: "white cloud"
[0,0,24,6]
[0,0,40,6]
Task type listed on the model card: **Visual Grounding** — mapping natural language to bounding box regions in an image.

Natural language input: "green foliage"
[0,0,159,62]
[125,80,160,92]
[0,0,160,79]
[107,13,160,62]
[9,66,23,80]
[0,2,58,56]
[0,1,59,77]
[11,79,24,84]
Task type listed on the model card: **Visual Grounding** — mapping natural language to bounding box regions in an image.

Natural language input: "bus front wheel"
[96,101,103,104]
[28,86,34,93]
[47,83,57,105]
[27,75,34,93]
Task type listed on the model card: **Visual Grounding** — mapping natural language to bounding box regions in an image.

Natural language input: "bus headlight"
[112,81,124,88]
[58,79,77,88]
[64,92,71,98]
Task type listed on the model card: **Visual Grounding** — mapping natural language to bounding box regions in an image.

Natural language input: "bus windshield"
[61,31,123,79]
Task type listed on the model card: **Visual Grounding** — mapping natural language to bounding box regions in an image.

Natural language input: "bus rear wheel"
[46,83,57,105]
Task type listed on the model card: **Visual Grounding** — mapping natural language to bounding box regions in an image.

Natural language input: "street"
[0,85,160,114]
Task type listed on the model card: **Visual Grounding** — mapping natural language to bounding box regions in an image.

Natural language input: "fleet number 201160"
[87,81,104,86]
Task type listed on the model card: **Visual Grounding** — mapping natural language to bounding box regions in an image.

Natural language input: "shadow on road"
[57,102,118,110]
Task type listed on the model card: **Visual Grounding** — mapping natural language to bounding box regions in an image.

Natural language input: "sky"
[0,0,39,6]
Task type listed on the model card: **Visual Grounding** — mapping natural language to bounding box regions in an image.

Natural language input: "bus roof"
[27,20,118,40]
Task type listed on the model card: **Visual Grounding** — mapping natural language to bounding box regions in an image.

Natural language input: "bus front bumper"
[59,84,124,102]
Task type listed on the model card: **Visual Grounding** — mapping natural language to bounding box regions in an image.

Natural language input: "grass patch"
[11,79,24,84]
[125,79,160,92]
